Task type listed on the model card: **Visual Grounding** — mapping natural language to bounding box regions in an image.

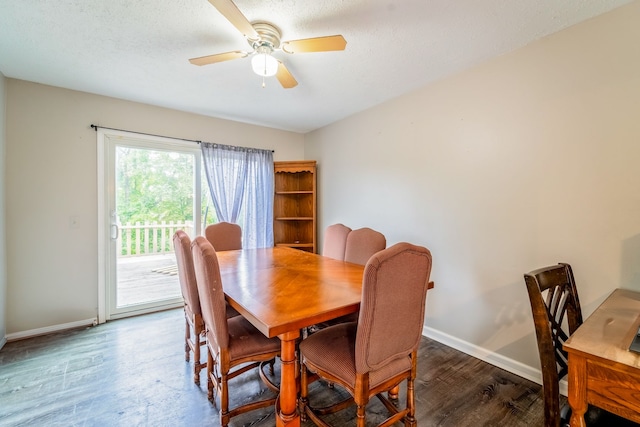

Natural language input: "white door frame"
[97,128,202,323]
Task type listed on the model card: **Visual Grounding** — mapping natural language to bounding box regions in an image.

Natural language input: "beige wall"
[5,81,304,334]
[305,1,640,377]
[0,72,6,346]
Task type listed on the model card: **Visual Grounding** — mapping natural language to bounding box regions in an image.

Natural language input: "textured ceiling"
[0,0,633,133]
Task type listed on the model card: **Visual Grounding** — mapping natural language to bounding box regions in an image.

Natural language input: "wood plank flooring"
[0,308,629,426]
[117,254,181,306]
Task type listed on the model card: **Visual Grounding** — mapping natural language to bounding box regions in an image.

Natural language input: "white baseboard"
[6,318,97,342]
[422,326,569,397]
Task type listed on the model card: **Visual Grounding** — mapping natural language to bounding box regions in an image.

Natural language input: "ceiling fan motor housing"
[250,22,282,53]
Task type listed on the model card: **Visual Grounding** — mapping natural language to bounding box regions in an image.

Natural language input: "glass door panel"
[101,132,202,320]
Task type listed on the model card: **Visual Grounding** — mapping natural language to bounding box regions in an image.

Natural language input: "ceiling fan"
[189,0,347,88]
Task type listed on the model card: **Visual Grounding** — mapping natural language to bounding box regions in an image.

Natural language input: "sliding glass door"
[98,129,203,321]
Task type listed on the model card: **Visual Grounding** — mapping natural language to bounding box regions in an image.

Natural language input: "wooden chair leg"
[207,350,214,402]
[299,363,309,422]
[356,403,366,427]
[193,331,201,385]
[404,377,416,427]
[220,373,230,427]
[184,318,190,362]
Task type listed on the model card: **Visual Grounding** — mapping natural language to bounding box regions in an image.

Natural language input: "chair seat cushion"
[300,322,411,389]
[226,315,280,360]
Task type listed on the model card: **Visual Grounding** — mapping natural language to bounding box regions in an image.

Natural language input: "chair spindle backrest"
[524,263,583,427]
[525,263,583,379]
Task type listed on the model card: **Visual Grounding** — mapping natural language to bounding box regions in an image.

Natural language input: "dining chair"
[191,236,280,427]
[204,221,242,251]
[173,230,208,385]
[322,223,352,260]
[344,227,386,265]
[299,242,433,427]
[523,263,634,427]
[524,263,583,427]
[327,226,386,325]
[173,230,239,385]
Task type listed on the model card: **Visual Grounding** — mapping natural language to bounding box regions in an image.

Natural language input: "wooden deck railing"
[118,220,194,257]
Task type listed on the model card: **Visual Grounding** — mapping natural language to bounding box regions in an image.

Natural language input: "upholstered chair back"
[322,223,352,260]
[173,230,201,317]
[344,227,386,265]
[192,236,230,351]
[355,242,432,373]
[205,222,242,251]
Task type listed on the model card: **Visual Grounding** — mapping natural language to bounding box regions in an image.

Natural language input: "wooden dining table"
[215,246,365,426]
[564,288,640,426]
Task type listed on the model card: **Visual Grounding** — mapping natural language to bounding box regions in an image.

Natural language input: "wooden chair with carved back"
[524,263,583,427]
[523,263,637,427]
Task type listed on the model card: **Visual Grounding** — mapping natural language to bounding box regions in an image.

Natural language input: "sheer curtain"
[201,143,274,249]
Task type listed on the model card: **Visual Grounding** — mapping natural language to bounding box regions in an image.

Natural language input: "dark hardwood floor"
[0,308,559,426]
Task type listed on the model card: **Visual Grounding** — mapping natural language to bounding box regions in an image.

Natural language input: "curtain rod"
[90,124,274,152]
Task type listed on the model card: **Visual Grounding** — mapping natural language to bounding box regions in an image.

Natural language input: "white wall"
[5,81,304,334]
[0,72,6,348]
[305,1,640,375]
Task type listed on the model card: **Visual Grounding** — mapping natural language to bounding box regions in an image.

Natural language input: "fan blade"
[189,50,247,66]
[276,62,298,89]
[208,0,259,40]
[281,35,347,54]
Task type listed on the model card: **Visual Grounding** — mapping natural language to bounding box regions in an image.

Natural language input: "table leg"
[276,331,301,427]
[568,354,588,427]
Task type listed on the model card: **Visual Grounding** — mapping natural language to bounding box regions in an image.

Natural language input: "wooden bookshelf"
[273,161,316,253]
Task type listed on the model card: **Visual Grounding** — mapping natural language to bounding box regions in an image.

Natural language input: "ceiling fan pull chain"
[261,54,268,88]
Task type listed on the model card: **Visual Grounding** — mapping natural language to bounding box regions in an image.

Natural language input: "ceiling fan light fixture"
[251,52,278,77]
